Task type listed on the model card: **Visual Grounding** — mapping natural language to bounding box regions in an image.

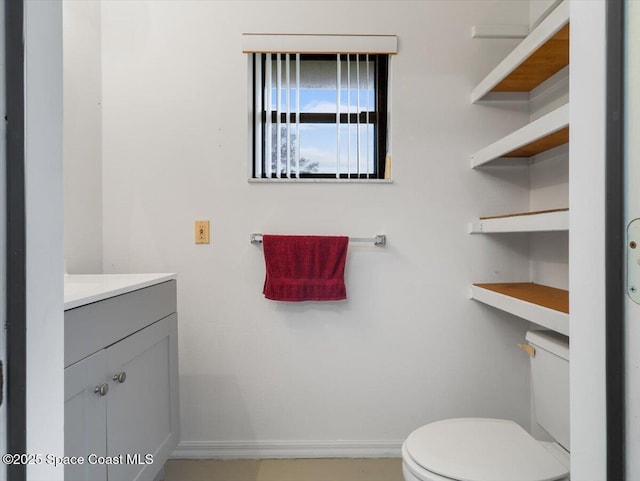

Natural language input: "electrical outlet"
[195,220,210,244]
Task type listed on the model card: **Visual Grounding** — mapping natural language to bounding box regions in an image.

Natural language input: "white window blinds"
[247,35,393,180]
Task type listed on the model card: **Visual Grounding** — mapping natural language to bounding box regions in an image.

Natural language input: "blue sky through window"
[269,88,375,174]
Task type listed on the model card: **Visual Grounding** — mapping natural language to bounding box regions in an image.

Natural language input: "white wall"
[92,0,538,456]
[569,0,607,478]
[528,74,569,292]
[25,0,65,478]
[529,0,561,30]
[63,0,103,274]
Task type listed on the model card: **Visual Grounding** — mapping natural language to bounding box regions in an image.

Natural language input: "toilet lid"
[405,418,568,481]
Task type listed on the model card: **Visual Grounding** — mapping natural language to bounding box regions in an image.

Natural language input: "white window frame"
[244,34,396,183]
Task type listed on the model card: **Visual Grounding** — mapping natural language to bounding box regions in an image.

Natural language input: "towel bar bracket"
[250,233,386,247]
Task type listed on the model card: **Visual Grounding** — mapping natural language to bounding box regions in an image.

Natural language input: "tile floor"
[164,458,404,481]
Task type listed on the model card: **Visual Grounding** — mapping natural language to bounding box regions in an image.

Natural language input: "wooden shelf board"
[470,208,568,234]
[479,207,568,220]
[471,0,569,103]
[470,104,569,168]
[492,24,569,93]
[503,126,569,158]
[474,282,568,313]
[471,283,569,336]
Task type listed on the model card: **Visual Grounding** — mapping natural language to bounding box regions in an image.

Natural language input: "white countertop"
[64,273,176,310]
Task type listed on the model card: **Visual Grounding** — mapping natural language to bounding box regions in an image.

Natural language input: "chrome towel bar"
[250,233,386,247]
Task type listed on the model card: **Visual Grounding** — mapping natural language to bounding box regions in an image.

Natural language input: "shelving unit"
[470,103,569,168]
[470,1,570,336]
[471,283,569,336]
[471,0,570,103]
[469,208,568,234]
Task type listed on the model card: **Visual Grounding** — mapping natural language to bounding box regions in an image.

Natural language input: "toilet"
[402,330,570,481]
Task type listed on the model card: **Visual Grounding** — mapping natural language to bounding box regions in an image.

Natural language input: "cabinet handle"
[94,383,109,396]
[113,372,127,384]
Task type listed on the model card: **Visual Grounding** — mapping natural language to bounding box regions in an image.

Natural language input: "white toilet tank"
[526,330,570,451]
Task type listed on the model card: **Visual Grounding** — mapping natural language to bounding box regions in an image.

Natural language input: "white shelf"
[470,103,569,168]
[469,208,569,234]
[471,0,570,103]
[469,1,570,339]
[471,283,569,336]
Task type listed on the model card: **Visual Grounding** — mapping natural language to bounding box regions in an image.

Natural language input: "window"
[247,46,393,180]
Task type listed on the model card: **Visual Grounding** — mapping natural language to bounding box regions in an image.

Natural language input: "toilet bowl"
[401,418,569,481]
[402,330,570,481]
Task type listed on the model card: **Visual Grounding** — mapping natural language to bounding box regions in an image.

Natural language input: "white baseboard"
[172,440,403,459]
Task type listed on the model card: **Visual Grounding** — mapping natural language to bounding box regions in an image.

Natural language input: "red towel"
[262,235,349,301]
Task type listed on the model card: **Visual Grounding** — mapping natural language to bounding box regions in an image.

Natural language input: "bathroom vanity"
[64,274,179,481]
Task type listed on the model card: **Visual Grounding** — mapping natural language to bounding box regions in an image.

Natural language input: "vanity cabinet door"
[105,314,179,481]
[64,350,108,481]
